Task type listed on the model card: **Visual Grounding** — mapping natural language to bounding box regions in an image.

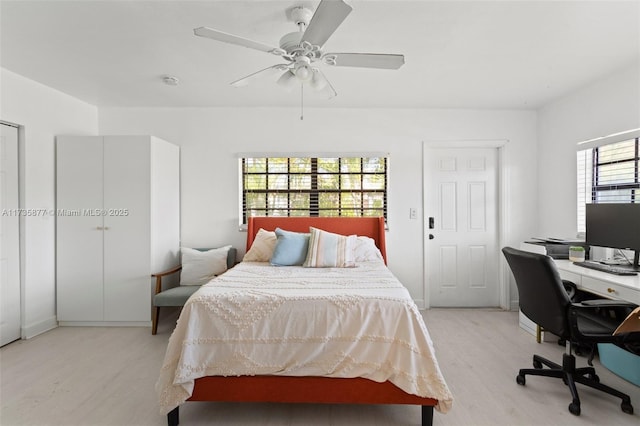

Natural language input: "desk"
[518,258,640,342]
[554,259,640,305]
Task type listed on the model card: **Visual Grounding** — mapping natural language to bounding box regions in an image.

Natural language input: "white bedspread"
[156,260,453,414]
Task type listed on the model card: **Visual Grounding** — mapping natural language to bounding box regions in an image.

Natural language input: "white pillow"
[303,227,356,268]
[353,236,384,262]
[242,228,277,262]
[180,246,231,286]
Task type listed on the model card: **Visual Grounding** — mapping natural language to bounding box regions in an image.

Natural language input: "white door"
[424,147,499,307]
[103,136,150,322]
[56,137,104,321]
[1,123,21,346]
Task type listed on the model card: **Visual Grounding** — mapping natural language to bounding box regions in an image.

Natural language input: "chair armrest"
[151,265,182,295]
[578,300,638,308]
[152,265,182,278]
[568,301,638,343]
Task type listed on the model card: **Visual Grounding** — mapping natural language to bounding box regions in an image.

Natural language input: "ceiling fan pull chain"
[300,83,304,121]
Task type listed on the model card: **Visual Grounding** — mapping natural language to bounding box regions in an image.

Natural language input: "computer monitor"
[585,203,640,270]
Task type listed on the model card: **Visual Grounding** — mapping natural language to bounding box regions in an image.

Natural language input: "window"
[577,136,639,232]
[240,155,388,226]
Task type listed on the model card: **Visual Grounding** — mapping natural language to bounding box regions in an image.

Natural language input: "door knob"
[429,234,434,240]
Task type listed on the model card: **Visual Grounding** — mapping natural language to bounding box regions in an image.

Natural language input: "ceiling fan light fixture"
[309,68,328,90]
[295,65,312,81]
[276,70,297,91]
[293,56,313,81]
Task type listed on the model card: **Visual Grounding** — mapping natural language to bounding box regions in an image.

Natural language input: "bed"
[157,216,452,425]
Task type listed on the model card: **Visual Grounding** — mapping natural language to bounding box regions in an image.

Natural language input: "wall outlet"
[409,208,417,220]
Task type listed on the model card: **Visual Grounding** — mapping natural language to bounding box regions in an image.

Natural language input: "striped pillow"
[303,227,356,268]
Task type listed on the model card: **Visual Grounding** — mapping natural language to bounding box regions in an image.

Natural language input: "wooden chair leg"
[152,306,160,335]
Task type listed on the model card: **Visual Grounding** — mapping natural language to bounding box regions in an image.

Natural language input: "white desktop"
[554,259,639,304]
[518,242,640,342]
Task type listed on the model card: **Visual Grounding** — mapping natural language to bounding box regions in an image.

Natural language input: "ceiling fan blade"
[194,27,284,55]
[230,64,290,87]
[325,53,405,69]
[300,0,352,48]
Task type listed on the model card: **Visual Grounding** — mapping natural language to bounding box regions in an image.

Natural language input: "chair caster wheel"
[516,374,526,385]
[569,402,581,416]
[621,401,633,415]
[533,360,543,369]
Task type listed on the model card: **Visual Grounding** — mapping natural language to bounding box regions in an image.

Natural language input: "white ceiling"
[1,0,639,109]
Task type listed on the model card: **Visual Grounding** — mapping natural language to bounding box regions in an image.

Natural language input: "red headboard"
[246,217,387,264]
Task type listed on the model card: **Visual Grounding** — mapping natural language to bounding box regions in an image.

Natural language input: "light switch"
[409,208,417,220]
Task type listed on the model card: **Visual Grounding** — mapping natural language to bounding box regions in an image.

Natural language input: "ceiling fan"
[194,0,405,100]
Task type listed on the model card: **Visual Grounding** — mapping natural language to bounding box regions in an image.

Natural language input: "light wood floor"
[1,308,639,426]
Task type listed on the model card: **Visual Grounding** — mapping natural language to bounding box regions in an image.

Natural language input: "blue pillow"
[270,228,310,266]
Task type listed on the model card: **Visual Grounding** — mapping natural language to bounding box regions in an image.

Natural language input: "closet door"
[1,124,20,345]
[56,137,104,321]
[103,136,151,321]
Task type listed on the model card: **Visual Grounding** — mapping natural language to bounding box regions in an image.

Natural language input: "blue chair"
[151,247,236,335]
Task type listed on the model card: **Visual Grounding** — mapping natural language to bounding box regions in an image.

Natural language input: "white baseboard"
[58,321,151,327]
[22,316,58,339]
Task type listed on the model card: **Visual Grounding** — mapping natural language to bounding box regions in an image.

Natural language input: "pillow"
[303,227,356,268]
[353,236,384,262]
[270,228,310,266]
[180,246,231,286]
[242,228,277,262]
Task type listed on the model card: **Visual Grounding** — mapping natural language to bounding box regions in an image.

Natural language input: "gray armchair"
[151,247,237,335]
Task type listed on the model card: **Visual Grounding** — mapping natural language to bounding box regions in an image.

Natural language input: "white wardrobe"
[56,135,180,325]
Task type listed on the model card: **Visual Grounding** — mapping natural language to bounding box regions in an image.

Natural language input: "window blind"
[239,155,388,227]
[576,135,639,232]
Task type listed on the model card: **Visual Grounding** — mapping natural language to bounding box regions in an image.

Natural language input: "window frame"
[576,133,640,233]
[590,138,639,202]
[239,154,389,228]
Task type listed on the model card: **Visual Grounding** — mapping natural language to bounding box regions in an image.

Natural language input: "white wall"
[3,56,636,329]
[537,60,640,237]
[0,68,98,337]
[99,107,538,306]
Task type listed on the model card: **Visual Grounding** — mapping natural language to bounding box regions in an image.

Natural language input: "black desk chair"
[502,247,638,416]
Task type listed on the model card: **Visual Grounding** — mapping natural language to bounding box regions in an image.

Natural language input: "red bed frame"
[167,217,437,426]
